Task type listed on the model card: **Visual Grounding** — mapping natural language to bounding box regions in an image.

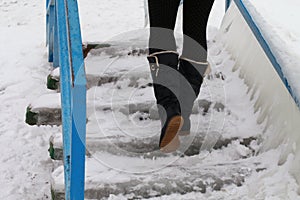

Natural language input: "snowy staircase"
[26,36,263,199]
[52,155,257,199]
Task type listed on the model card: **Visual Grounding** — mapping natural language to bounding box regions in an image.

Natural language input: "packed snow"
[0,0,299,199]
[245,0,300,103]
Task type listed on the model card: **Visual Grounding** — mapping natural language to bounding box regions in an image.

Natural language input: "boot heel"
[160,116,184,153]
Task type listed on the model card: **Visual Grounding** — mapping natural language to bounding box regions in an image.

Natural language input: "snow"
[0,0,300,199]
[0,0,58,199]
[221,1,300,194]
[244,0,300,103]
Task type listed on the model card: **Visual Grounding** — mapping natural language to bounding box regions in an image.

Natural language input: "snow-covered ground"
[0,0,60,199]
[0,0,300,199]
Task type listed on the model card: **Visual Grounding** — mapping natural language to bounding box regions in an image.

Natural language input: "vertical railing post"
[56,0,72,199]
[53,0,59,68]
[46,0,49,46]
[225,0,231,11]
[47,0,87,199]
[48,2,55,62]
[66,0,87,199]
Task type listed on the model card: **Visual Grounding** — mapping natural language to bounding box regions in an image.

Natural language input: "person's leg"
[147,0,182,152]
[182,0,215,61]
[179,0,215,135]
[148,0,181,54]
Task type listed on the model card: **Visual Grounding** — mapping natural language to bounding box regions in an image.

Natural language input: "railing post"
[225,0,231,11]
[48,2,55,62]
[46,0,49,46]
[56,0,72,199]
[47,0,87,198]
[65,0,87,199]
[53,0,59,68]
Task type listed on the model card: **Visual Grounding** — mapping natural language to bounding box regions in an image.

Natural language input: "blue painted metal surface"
[46,0,49,45]
[233,0,299,107]
[53,0,59,68]
[46,0,87,199]
[56,0,72,198]
[48,3,54,62]
[66,0,87,199]
[70,84,86,200]
[225,0,231,11]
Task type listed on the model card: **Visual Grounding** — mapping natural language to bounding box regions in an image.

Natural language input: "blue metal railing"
[46,0,87,199]
[225,0,232,11]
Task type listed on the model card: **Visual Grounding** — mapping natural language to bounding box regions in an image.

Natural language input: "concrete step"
[26,65,225,126]
[49,129,256,160]
[46,32,264,200]
[51,147,263,200]
[48,42,149,91]
[47,40,225,92]
[29,44,227,126]
[47,92,253,160]
[25,87,214,126]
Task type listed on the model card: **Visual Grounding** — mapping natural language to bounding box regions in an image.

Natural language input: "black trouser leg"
[179,0,215,133]
[147,0,181,54]
[147,0,182,109]
[147,0,182,151]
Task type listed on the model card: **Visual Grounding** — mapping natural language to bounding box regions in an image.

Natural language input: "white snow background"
[0,0,299,199]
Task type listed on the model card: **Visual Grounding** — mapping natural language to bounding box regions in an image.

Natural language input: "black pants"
[148,0,215,62]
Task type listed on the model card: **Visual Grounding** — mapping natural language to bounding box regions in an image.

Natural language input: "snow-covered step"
[48,94,255,160]
[25,87,215,126]
[51,144,264,200]
[48,42,149,91]
[46,27,268,199]
[47,60,150,91]
[81,34,149,59]
[49,130,256,160]
[25,93,62,126]
[27,60,227,127]
[47,40,225,91]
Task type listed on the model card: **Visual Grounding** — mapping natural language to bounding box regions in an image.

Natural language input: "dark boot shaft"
[147,52,181,109]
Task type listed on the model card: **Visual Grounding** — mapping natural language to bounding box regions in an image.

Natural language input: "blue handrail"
[46,0,87,199]
[225,0,231,11]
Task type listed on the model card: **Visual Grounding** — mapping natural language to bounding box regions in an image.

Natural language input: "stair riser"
[49,136,256,160]
[26,99,215,126]
[51,170,250,200]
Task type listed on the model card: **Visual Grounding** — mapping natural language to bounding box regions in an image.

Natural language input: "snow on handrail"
[231,0,299,107]
[46,0,87,199]
[222,0,300,186]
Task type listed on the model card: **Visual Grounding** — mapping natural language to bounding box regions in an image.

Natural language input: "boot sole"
[160,116,184,153]
[178,130,190,136]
